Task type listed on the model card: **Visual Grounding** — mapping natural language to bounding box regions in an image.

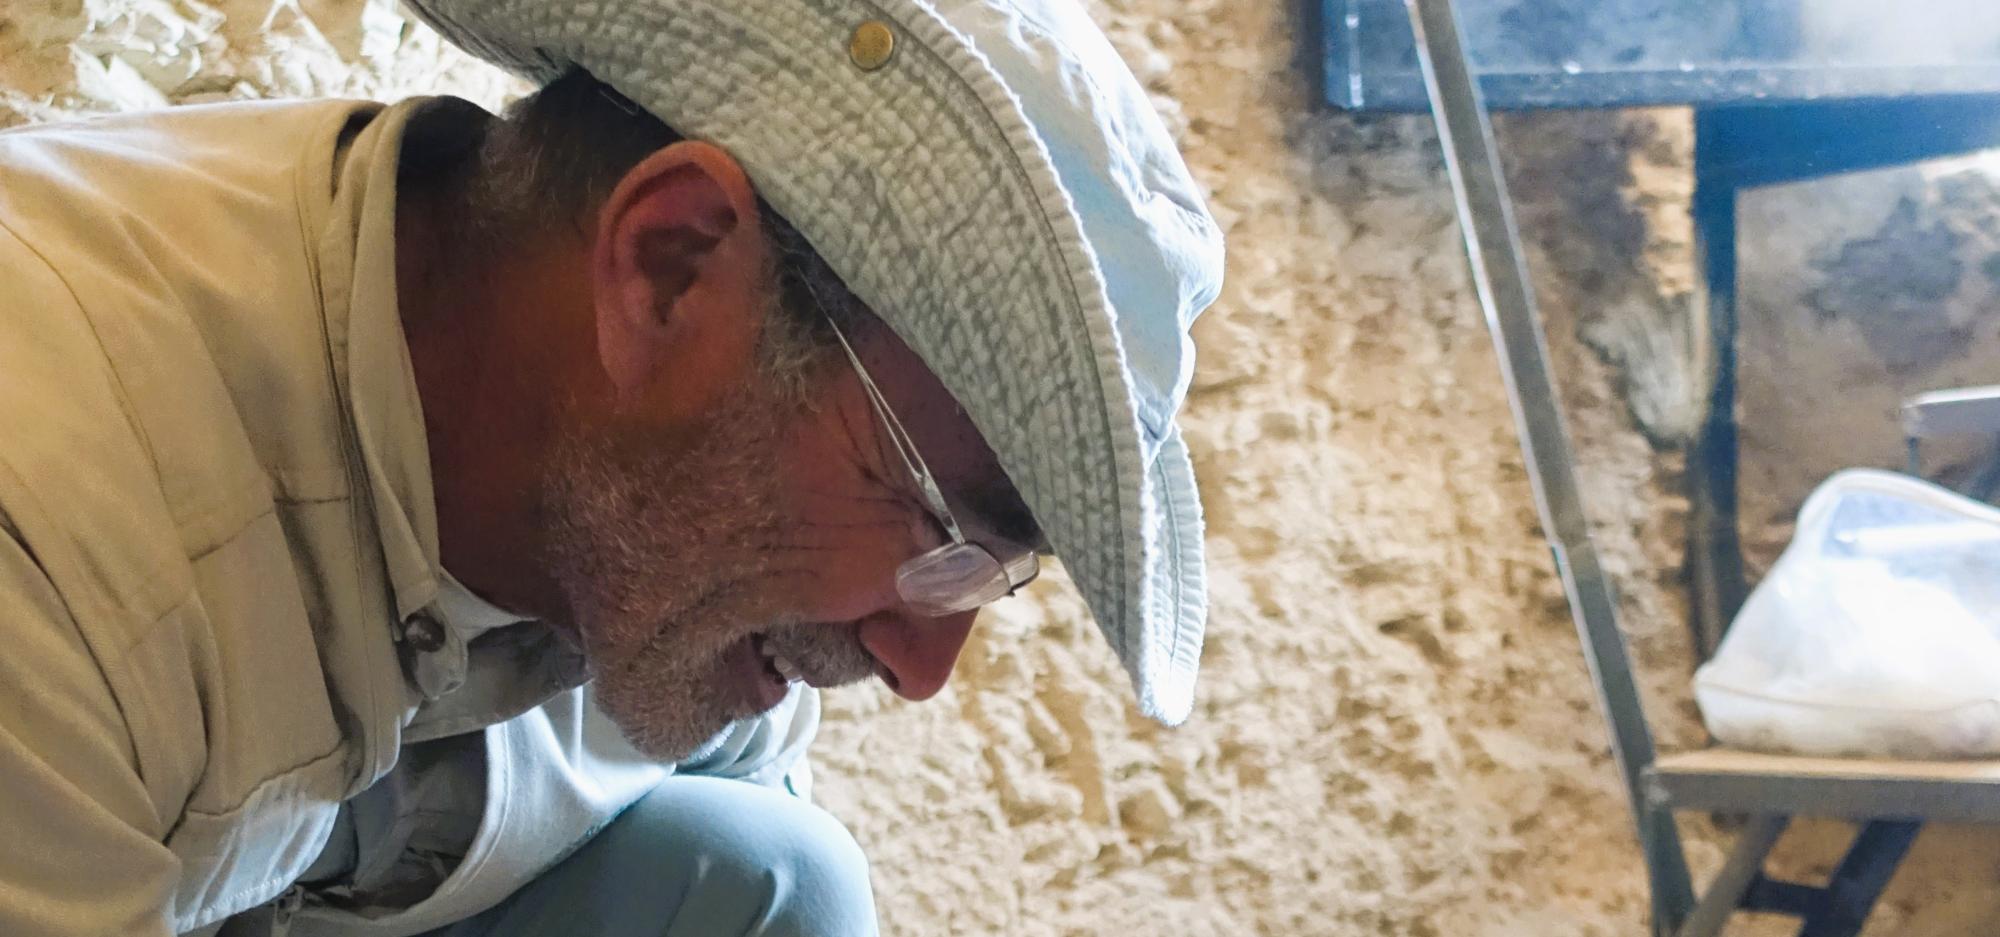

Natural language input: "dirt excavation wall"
[7,0,2000,933]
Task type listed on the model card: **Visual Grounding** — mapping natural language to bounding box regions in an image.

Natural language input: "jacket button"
[402,613,447,653]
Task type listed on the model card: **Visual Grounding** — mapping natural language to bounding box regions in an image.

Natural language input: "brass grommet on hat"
[849,20,895,71]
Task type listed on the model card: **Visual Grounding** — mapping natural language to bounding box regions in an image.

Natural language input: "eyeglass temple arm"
[822,317,970,545]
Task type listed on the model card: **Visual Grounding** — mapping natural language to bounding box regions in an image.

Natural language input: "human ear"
[590,140,770,417]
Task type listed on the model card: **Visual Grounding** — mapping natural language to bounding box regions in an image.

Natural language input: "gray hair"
[472,67,866,402]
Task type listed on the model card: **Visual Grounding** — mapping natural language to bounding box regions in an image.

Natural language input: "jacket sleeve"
[0,522,180,936]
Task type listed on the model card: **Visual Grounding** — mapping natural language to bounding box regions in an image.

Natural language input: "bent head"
[423,71,1045,760]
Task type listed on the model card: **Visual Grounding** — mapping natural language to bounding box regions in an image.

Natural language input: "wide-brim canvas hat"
[404,0,1226,723]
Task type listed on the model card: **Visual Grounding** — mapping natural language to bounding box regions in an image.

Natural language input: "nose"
[857,608,978,701]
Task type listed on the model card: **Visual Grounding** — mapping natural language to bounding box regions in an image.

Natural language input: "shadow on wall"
[1738,154,2000,576]
[1498,107,1701,448]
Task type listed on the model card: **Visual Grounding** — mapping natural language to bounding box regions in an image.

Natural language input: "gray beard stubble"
[539,369,891,761]
[539,385,790,760]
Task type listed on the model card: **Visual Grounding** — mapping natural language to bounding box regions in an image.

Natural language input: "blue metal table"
[1326,0,2000,112]
[1350,2,2000,934]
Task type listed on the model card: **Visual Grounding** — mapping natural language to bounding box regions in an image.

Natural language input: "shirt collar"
[433,567,535,639]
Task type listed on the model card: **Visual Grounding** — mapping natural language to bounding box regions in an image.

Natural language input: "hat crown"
[934,0,1224,454]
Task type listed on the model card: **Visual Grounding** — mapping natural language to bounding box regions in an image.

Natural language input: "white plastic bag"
[1694,469,2000,759]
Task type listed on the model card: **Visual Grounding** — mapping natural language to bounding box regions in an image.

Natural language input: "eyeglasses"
[824,318,1039,618]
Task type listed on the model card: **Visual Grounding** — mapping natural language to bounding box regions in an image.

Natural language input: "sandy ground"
[6,0,2000,933]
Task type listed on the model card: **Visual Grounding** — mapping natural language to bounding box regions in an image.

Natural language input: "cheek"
[773,417,923,617]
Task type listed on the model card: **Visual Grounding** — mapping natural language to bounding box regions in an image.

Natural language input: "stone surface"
[5,0,2000,933]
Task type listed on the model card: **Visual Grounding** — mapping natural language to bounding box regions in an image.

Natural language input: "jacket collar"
[316,96,441,622]
[313,97,587,735]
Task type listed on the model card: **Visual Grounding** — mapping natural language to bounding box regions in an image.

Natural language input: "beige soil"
[5,0,1998,932]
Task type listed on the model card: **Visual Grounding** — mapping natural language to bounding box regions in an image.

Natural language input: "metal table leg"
[1734,820,1923,937]
[1688,112,1747,659]
[1797,820,1922,937]
[1402,0,1697,932]
[1677,814,1789,937]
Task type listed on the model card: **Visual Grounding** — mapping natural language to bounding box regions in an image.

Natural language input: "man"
[0,0,1222,934]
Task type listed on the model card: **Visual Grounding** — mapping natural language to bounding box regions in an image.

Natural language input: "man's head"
[409,69,1046,759]
[406,0,1225,737]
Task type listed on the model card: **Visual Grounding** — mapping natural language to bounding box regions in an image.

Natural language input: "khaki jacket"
[0,99,814,937]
